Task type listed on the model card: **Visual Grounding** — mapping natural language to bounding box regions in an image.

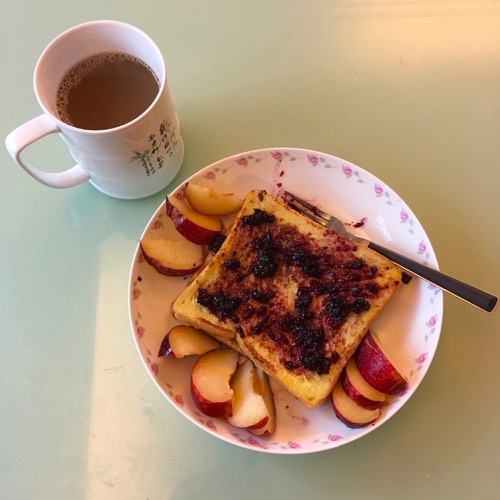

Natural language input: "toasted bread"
[172,190,402,408]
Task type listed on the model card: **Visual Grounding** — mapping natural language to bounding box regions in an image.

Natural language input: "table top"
[1,2,499,499]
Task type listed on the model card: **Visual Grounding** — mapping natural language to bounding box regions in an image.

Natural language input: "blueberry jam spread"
[196,207,395,376]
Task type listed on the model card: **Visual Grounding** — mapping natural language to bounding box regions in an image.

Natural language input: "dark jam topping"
[300,349,331,375]
[223,258,241,270]
[247,289,274,303]
[295,287,313,321]
[402,271,412,284]
[251,252,278,278]
[250,231,279,278]
[283,249,322,278]
[197,288,241,322]
[195,207,388,376]
[313,283,340,296]
[208,233,226,253]
[345,258,364,270]
[242,209,276,226]
[352,298,371,314]
[324,295,351,328]
[279,313,330,374]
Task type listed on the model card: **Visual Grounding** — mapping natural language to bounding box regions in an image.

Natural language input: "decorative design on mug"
[129,118,179,176]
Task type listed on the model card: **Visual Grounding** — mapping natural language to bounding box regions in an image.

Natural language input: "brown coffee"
[56,52,160,130]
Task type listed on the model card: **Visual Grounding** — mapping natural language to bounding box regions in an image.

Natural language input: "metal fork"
[284,191,498,314]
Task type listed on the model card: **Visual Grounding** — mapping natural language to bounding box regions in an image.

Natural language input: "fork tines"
[283,191,330,227]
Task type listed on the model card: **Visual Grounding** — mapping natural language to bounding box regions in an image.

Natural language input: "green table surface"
[1,2,499,499]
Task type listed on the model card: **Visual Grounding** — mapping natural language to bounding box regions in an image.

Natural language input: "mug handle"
[5,114,90,188]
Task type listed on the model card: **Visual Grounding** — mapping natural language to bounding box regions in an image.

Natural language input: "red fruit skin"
[331,383,381,428]
[331,405,378,429]
[247,416,269,431]
[354,333,407,395]
[190,381,233,418]
[166,196,221,245]
[340,369,385,411]
[140,242,202,277]
[158,333,175,358]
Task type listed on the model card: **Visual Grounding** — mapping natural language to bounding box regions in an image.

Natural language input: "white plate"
[128,148,443,454]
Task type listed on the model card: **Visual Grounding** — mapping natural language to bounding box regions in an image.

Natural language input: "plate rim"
[128,147,443,454]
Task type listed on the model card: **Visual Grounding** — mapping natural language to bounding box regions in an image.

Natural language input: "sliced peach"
[227,360,275,433]
[140,236,204,276]
[184,182,244,216]
[331,381,382,428]
[248,365,276,436]
[190,348,239,418]
[354,331,408,395]
[158,325,221,358]
[166,195,223,245]
[341,358,387,410]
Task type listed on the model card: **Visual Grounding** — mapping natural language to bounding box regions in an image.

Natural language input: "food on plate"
[227,359,276,435]
[140,236,205,276]
[146,186,407,432]
[340,357,387,410]
[158,325,221,358]
[166,195,223,245]
[354,330,408,395]
[184,182,244,216]
[172,189,402,408]
[331,380,382,428]
[190,348,239,418]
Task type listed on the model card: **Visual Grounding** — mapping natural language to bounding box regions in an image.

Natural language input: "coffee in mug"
[5,20,184,199]
[56,52,160,130]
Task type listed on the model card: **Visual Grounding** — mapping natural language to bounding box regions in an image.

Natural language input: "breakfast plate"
[128,147,443,454]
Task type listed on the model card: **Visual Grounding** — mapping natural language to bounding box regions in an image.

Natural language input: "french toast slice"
[172,190,402,408]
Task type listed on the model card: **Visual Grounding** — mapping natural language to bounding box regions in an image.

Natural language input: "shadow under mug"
[5,20,184,200]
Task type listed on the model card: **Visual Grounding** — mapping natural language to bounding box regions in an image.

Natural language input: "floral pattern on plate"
[128,148,443,454]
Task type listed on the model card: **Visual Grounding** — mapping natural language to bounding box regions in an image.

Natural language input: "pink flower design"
[400,209,409,222]
[206,420,217,431]
[203,170,216,180]
[136,325,145,338]
[418,241,427,253]
[271,151,283,162]
[307,154,319,166]
[374,183,384,197]
[427,314,438,327]
[150,362,159,376]
[342,165,353,178]
[328,434,343,442]
[415,352,428,364]
[288,441,302,449]
[174,394,184,407]
[235,157,248,167]
[151,218,162,230]
[247,436,263,447]
[131,287,141,301]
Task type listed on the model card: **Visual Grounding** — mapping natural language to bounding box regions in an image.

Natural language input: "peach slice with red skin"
[190,348,239,418]
[341,358,387,410]
[227,360,276,434]
[247,365,276,436]
[158,325,221,358]
[140,236,205,277]
[331,381,382,428]
[166,195,222,245]
[184,182,244,216]
[354,331,408,395]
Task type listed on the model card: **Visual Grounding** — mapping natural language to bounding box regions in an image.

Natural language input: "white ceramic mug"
[5,20,184,199]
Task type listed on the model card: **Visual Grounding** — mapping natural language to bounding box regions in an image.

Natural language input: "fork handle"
[367,242,498,314]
